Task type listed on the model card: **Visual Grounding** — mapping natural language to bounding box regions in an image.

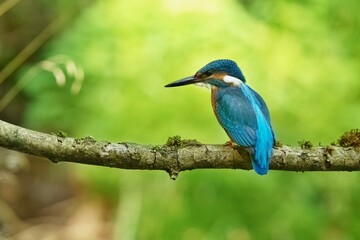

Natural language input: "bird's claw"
[224,140,236,147]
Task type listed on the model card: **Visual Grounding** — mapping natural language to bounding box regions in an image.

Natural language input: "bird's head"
[165,59,246,89]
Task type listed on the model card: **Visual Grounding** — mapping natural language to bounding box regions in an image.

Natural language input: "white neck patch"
[195,82,211,90]
[223,75,243,86]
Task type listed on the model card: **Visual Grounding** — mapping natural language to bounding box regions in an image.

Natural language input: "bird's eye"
[195,70,213,78]
[203,70,212,77]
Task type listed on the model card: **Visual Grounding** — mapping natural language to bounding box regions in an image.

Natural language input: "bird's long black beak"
[164,76,200,87]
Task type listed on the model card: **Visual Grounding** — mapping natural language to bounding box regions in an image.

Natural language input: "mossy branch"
[0,120,359,179]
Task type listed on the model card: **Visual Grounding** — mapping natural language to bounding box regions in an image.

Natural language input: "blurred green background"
[1,0,360,239]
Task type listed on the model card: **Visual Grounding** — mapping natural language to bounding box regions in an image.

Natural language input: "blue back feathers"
[238,85,274,175]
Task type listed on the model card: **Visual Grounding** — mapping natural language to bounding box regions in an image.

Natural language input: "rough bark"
[0,120,359,178]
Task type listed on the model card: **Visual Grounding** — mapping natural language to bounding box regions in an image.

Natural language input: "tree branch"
[0,120,359,178]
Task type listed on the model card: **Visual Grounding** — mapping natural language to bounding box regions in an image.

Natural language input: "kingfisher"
[165,59,275,175]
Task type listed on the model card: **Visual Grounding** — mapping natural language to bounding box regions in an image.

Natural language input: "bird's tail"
[252,112,274,175]
[251,157,269,175]
[251,141,273,175]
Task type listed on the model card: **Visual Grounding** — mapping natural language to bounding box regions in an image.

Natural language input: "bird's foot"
[224,140,236,147]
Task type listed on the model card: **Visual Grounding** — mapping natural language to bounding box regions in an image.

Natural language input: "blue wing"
[214,87,257,147]
[213,85,274,175]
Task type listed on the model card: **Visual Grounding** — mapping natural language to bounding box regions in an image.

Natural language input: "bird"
[164,59,275,175]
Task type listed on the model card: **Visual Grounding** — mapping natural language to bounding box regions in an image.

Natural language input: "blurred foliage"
[4,0,360,239]
[0,0,76,66]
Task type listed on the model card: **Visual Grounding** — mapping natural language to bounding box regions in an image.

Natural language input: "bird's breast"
[210,87,219,119]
